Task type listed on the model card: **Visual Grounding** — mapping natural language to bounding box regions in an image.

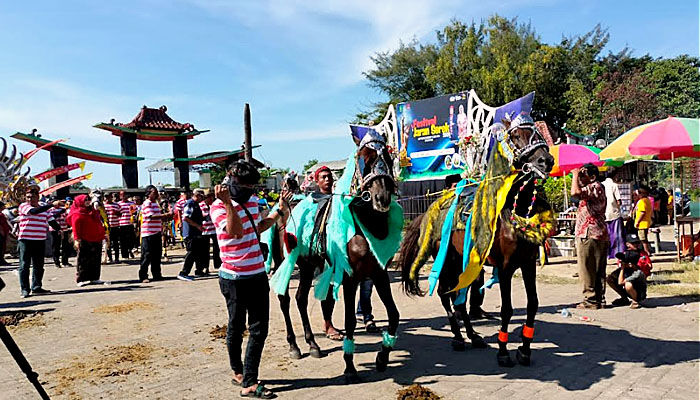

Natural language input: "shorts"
[637,229,649,242]
[624,269,647,301]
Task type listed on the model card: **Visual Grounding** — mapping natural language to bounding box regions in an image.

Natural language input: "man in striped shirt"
[118,191,135,259]
[212,161,291,398]
[139,185,172,283]
[104,193,122,263]
[200,189,220,272]
[18,187,63,298]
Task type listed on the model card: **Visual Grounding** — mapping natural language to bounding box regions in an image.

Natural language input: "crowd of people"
[571,164,656,311]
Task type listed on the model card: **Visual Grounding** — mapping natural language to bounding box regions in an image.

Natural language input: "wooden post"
[49,147,69,199]
[244,103,252,162]
[172,136,190,190]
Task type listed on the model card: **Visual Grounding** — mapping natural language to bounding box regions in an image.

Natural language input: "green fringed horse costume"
[399,113,555,367]
[264,130,404,382]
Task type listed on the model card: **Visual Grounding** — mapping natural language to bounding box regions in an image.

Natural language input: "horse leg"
[437,285,465,351]
[278,292,301,359]
[454,298,487,349]
[497,265,515,367]
[295,262,322,358]
[516,261,538,366]
[371,266,399,372]
[342,276,360,383]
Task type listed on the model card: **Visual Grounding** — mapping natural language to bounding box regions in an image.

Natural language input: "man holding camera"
[211,161,291,399]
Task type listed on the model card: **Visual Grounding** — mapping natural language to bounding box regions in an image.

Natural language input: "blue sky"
[0,0,697,188]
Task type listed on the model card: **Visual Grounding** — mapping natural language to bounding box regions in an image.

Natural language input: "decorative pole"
[244,103,252,162]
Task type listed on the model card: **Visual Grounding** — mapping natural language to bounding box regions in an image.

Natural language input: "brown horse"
[268,132,402,382]
[399,114,554,367]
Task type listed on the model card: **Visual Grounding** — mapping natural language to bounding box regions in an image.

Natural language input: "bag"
[240,203,269,261]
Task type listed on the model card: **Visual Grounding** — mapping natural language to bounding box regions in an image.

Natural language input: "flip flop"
[365,320,380,333]
[240,384,276,399]
[325,330,344,341]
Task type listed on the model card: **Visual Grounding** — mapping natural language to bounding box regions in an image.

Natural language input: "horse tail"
[398,213,426,296]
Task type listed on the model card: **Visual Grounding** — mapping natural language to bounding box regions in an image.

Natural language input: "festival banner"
[493,91,535,124]
[39,173,92,196]
[33,161,86,182]
[396,91,470,180]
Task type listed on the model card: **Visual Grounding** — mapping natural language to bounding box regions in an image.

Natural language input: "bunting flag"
[33,162,86,182]
[39,173,92,196]
[23,139,66,160]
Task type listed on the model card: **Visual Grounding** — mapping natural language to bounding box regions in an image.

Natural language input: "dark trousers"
[76,240,102,283]
[219,274,270,388]
[109,226,121,261]
[139,233,162,281]
[356,278,374,323]
[18,239,45,292]
[50,230,72,265]
[207,234,221,270]
[119,225,132,258]
[180,236,208,276]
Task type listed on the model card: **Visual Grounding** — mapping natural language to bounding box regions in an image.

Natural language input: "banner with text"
[396,91,470,180]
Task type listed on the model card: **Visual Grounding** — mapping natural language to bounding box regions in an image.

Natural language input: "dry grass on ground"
[0,311,46,329]
[648,262,700,297]
[92,301,155,314]
[396,384,442,399]
[48,343,163,399]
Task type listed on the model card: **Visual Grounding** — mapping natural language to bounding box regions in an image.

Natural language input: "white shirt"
[602,178,621,221]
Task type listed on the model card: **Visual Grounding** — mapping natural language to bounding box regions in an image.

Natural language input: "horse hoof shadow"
[497,353,516,368]
[451,339,466,351]
[344,371,360,384]
[470,335,488,349]
[516,347,531,366]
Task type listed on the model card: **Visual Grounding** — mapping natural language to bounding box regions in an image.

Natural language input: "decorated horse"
[0,137,33,205]
[263,130,404,382]
[399,113,555,367]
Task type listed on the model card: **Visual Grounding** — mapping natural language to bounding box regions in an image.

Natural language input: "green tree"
[644,55,700,118]
[302,159,318,172]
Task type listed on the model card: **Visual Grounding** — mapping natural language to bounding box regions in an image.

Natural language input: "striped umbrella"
[549,144,604,177]
[599,117,700,161]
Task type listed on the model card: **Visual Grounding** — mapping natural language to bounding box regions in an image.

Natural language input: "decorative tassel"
[343,338,355,354]
[382,331,397,348]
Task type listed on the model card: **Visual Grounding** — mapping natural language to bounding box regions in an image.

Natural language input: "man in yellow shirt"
[634,187,653,255]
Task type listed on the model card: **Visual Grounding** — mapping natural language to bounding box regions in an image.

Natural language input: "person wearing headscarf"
[67,194,106,287]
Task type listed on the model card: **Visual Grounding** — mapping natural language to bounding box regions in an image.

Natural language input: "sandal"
[325,329,344,341]
[240,384,276,399]
[365,320,380,333]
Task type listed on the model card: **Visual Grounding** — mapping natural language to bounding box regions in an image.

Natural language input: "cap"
[314,166,331,181]
[626,233,641,244]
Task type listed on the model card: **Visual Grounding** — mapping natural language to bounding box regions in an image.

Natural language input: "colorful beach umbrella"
[599,117,700,161]
[548,144,604,177]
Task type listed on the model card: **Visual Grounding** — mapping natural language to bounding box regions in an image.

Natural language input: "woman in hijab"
[67,194,106,286]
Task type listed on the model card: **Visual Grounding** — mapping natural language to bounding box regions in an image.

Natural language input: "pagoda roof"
[11,132,145,165]
[94,105,208,141]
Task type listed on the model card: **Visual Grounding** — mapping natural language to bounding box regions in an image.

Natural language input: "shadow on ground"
[268,294,700,393]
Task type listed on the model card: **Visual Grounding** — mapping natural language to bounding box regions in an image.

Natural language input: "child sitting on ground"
[606,233,652,309]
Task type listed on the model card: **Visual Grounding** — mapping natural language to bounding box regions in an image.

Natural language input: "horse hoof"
[451,339,466,351]
[497,354,515,368]
[376,349,390,372]
[516,347,531,366]
[309,346,323,359]
[470,335,488,349]
[344,371,360,384]
[289,347,302,360]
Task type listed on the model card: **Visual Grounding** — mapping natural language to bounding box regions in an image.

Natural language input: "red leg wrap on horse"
[498,330,508,343]
[522,325,534,339]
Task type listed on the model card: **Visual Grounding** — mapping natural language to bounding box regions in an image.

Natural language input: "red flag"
[23,139,66,160]
[40,173,92,196]
[33,162,86,182]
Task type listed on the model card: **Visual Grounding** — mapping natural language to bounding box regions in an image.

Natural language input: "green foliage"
[649,162,674,189]
[210,165,226,186]
[644,55,700,118]
[189,181,200,190]
[542,175,572,212]
[71,181,88,190]
[302,159,318,173]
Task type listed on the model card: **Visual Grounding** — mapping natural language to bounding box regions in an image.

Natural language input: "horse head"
[501,113,554,178]
[354,129,396,213]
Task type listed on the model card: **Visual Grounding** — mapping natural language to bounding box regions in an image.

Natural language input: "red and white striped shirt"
[140,199,162,237]
[104,202,121,228]
[49,207,68,232]
[211,196,265,278]
[199,201,216,236]
[175,197,187,216]
[118,201,134,226]
[18,202,54,240]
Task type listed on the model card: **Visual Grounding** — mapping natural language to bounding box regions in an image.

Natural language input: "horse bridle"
[501,114,549,178]
[354,130,396,200]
